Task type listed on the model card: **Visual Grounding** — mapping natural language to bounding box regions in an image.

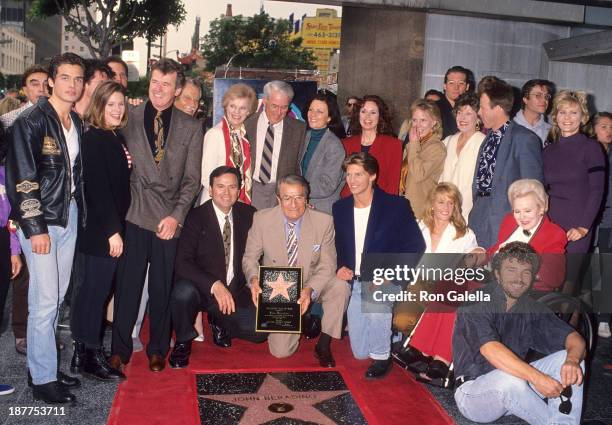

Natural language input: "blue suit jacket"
[332,187,425,273]
[468,121,544,248]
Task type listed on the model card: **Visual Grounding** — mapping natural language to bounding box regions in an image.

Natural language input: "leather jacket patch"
[15,180,40,194]
[42,136,61,155]
[20,199,43,218]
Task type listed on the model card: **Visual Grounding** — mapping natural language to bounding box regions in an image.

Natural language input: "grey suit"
[468,121,543,248]
[124,103,203,236]
[244,112,306,209]
[111,102,203,362]
[299,129,345,214]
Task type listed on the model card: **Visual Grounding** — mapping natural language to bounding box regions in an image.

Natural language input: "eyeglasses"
[347,102,357,107]
[559,386,572,415]
[529,93,552,101]
[279,195,306,204]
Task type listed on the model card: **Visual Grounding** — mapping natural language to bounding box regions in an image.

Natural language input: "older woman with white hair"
[200,83,257,204]
[487,178,567,292]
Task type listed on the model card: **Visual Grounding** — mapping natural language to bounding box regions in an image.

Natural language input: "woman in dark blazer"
[333,152,425,379]
[299,93,346,214]
[340,95,402,197]
[70,81,131,381]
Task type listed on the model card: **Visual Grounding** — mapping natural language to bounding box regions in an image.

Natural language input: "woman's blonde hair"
[549,90,589,143]
[406,99,443,141]
[421,182,467,239]
[222,83,258,115]
[507,179,548,213]
[84,81,127,130]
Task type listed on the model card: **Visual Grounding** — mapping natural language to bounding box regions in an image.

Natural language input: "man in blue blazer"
[332,152,425,379]
[468,77,544,249]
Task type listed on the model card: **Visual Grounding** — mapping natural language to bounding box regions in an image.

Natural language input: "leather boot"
[70,341,86,374]
[28,370,80,389]
[32,381,75,404]
[83,348,126,381]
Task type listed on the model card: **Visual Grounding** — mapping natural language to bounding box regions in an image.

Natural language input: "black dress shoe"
[32,381,75,404]
[169,341,192,369]
[28,371,80,389]
[314,345,335,368]
[365,359,392,380]
[57,371,81,389]
[209,316,231,348]
[83,349,126,381]
[70,341,86,374]
[425,359,450,380]
[303,315,322,340]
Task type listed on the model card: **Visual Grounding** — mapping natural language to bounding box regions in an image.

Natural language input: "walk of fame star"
[200,374,348,424]
[265,273,295,302]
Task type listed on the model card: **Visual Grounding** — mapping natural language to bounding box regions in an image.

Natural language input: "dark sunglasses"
[346,101,357,106]
[559,386,572,415]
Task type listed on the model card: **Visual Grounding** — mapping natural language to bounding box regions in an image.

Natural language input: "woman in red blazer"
[340,95,402,197]
[487,179,567,292]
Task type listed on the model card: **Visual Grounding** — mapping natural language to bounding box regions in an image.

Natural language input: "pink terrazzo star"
[201,374,349,424]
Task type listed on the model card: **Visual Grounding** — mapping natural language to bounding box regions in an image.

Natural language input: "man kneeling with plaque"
[169,166,267,369]
[243,175,350,366]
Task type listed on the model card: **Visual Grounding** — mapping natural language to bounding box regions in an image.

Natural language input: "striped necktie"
[286,221,298,267]
[223,215,231,272]
[260,123,274,183]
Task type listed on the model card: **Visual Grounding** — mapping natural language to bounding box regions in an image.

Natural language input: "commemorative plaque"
[255,266,302,333]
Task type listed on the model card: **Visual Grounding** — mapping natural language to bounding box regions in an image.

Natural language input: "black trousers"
[0,228,11,329]
[71,254,117,349]
[111,222,177,361]
[170,279,266,344]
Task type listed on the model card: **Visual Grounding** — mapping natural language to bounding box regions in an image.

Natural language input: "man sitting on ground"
[452,242,585,424]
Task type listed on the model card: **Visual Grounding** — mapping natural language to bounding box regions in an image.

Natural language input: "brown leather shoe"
[148,354,165,372]
[108,355,125,371]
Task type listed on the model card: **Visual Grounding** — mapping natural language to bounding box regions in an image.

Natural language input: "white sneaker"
[598,322,611,338]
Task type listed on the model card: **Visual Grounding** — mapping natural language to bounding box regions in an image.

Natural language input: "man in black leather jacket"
[6,53,86,404]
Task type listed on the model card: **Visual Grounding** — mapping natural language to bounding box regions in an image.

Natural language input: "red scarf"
[221,117,252,204]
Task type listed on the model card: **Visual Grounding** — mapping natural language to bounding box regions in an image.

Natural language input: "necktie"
[229,129,243,168]
[260,123,274,184]
[286,221,298,267]
[223,215,231,272]
[153,110,165,164]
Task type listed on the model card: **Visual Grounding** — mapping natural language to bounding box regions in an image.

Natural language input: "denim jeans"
[18,201,78,385]
[347,280,393,360]
[454,349,584,425]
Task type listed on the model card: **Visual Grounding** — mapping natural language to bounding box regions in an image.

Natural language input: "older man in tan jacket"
[243,175,350,367]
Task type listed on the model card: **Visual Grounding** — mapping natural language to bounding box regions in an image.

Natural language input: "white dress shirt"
[253,112,284,183]
[212,201,234,286]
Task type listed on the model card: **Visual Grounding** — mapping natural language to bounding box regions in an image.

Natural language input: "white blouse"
[439,131,486,222]
[418,220,478,254]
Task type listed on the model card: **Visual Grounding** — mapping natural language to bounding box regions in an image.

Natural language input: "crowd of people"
[0,53,611,425]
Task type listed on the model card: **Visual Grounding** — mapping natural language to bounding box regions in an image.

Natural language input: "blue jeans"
[454,350,584,424]
[19,201,78,385]
[347,280,393,360]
